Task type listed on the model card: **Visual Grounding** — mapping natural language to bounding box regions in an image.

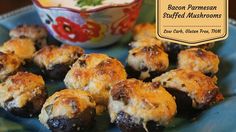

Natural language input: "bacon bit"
[111,84,130,105]
[151,82,161,89]
[196,48,206,57]
[78,60,87,67]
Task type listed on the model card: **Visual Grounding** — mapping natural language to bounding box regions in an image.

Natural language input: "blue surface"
[0,5,236,132]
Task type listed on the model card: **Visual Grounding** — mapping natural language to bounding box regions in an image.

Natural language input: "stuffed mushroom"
[153,69,224,117]
[178,48,220,77]
[9,24,48,49]
[0,38,36,61]
[33,44,84,80]
[132,23,165,49]
[109,79,177,132]
[126,45,169,81]
[39,89,96,132]
[0,52,22,81]
[129,39,164,50]
[64,53,127,114]
[0,72,47,117]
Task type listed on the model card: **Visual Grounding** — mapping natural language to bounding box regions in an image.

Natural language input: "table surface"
[0,0,235,19]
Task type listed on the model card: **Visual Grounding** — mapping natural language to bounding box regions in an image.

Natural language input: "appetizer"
[126,45,169,81]
[153,69,224,116]
[0,52,22,81]
[0,72,47,117]
[39,89,96,132]
[178,48,219,77]
[64,53,127,114]
[164,43,215,63]
[9,24,48,49]
[109,79,176,132]
[33,44,84,80]
[0,38,36,61]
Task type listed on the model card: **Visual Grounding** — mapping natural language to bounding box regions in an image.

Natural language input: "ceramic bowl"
[32,0,143,48]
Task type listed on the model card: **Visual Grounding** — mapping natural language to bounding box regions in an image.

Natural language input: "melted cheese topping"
[152,69,220,107]
[64,53,127,114]
[131,23,168,50]
[109,79,176,126]
[39,89,96,128]
[133,23,157,41]
[178,48,219,74]
[33,44,84,70]
[9,25,48,41]
[0,38,35,60]
[0,72,45,109]
[127,45,169,72]
[0,52,22,81]
[129,39,164,50]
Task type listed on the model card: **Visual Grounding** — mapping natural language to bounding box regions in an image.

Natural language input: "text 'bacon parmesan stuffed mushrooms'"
[64,53,127,114]
[109,79,177,132]
[33,44,84,80]
[0,72,47,117]
[39,89,96,132]
[153,69,224,117]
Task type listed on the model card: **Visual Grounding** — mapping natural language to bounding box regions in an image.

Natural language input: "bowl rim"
[32,0,142,13]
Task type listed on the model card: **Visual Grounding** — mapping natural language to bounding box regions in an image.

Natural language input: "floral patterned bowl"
[32,0,143,48]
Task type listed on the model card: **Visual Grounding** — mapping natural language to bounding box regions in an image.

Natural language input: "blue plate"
[0,5,236,132]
